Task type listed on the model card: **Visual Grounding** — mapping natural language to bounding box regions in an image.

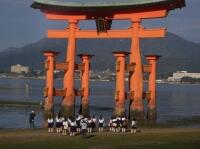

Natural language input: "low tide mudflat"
[0,128,200,149]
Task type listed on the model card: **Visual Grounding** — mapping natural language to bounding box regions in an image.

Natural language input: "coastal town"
[1,64,200,84]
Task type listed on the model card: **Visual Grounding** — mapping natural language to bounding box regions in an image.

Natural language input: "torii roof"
[31,0,185,12]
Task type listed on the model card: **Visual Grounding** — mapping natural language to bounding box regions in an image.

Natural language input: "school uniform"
[63,120,68,130]
[88,119,93,128]
[80,120,87,137]
[47,118,54,128]
[98,118,104,128]
[122,117,127,128]
[70,121,77,132]
[61,117,64,127]
[92,117,97,128]
[56,117,60,128]
[112,118,117,129]
[76,116,81,129]
[131,120,137,129]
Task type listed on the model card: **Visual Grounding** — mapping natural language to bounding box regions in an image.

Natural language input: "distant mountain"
[0,32,200,77]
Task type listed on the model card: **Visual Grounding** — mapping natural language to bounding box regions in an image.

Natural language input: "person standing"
[92,115,97,130]
[121,116,127,133]
[108,116,113,132]
[98,115,105,132]
[87,117,93,133]
[70,118,77,136]
[29,110,36,128]
[55,113,62,133]
[63,118,68,136]
[131,118,137,134]
[80,118,87,138]
[76,114,82,133]
[47,115,54,133]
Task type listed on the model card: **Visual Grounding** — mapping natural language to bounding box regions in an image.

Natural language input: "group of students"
[108,116,137,134]
[47,113,137,137]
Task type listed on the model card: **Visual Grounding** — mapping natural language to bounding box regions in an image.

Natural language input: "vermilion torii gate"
[32,0,185,122]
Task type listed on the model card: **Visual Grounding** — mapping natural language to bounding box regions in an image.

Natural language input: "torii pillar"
[43,51,58,118]
[78,54,94,117]
[145,55,161,122]
[113,51,129,117]
[61,20,78,118]
[129,19,144,122]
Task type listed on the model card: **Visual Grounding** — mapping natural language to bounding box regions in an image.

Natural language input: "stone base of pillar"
[80,103,89,117]
[147,108,157,123]
[61,104,75,118]
[114,108,125,117]
[130,109,144,123]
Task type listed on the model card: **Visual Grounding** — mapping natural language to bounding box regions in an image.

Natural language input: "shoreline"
[1,76,200,85]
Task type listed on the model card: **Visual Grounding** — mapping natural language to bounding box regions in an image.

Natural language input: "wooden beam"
[75,64,85,71]
[45,9,167,21]
[126,63,135,72]
[113,9,168,20]
[143,91,151,99]
[139,27,166,38]
[143,65,152,73]
[75,89,84,96]
[76,30,132,38]
[45,13,86,20]
[126,91,134,100]
[48,29,132,38]
[54,89,66,96]
[48,27,166,39]
[48,30,69,38]
[55,62,68,70]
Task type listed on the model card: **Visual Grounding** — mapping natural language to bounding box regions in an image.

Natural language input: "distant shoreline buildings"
[11,64,30,74]
[167,71,200,82]
[1,65,200,83]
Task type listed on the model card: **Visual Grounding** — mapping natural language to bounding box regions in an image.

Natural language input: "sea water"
[0,78,200,128]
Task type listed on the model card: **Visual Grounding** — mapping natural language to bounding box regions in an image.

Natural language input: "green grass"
[0,100,41,108]
[0,128,200,149]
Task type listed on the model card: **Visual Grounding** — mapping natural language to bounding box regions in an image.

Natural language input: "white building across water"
[11,64,30,74]
[167,71,200,82]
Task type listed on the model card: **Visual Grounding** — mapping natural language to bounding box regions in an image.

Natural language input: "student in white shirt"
[121,116,127,133]
[131,118,137,134]
[47,115,54,133]
[62,118,68,136]
[70,118,77,136]
[80,118,87,138]
[98,115,105,132]
[87,117,93,133]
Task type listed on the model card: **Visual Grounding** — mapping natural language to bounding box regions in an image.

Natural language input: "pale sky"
[0,0,199,51]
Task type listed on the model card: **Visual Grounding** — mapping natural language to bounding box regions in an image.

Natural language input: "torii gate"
[32,0,185,122]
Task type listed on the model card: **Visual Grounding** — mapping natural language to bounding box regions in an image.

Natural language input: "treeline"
[180,77,200,83]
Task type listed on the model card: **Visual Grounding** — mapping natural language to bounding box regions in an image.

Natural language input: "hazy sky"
[0,0,199,51]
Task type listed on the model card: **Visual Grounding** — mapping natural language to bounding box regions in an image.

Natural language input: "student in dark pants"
[29,110,36,128]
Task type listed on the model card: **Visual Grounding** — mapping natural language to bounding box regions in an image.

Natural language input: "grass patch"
[0,128,200,149]
[0,100,41,108]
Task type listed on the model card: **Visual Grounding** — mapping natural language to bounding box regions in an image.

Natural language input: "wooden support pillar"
[145,55,161,122]
[129,19,144,122]
[113,51,129,117]
[62,20,78,118]
[43,51,58,119]
[78,54,93,117]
